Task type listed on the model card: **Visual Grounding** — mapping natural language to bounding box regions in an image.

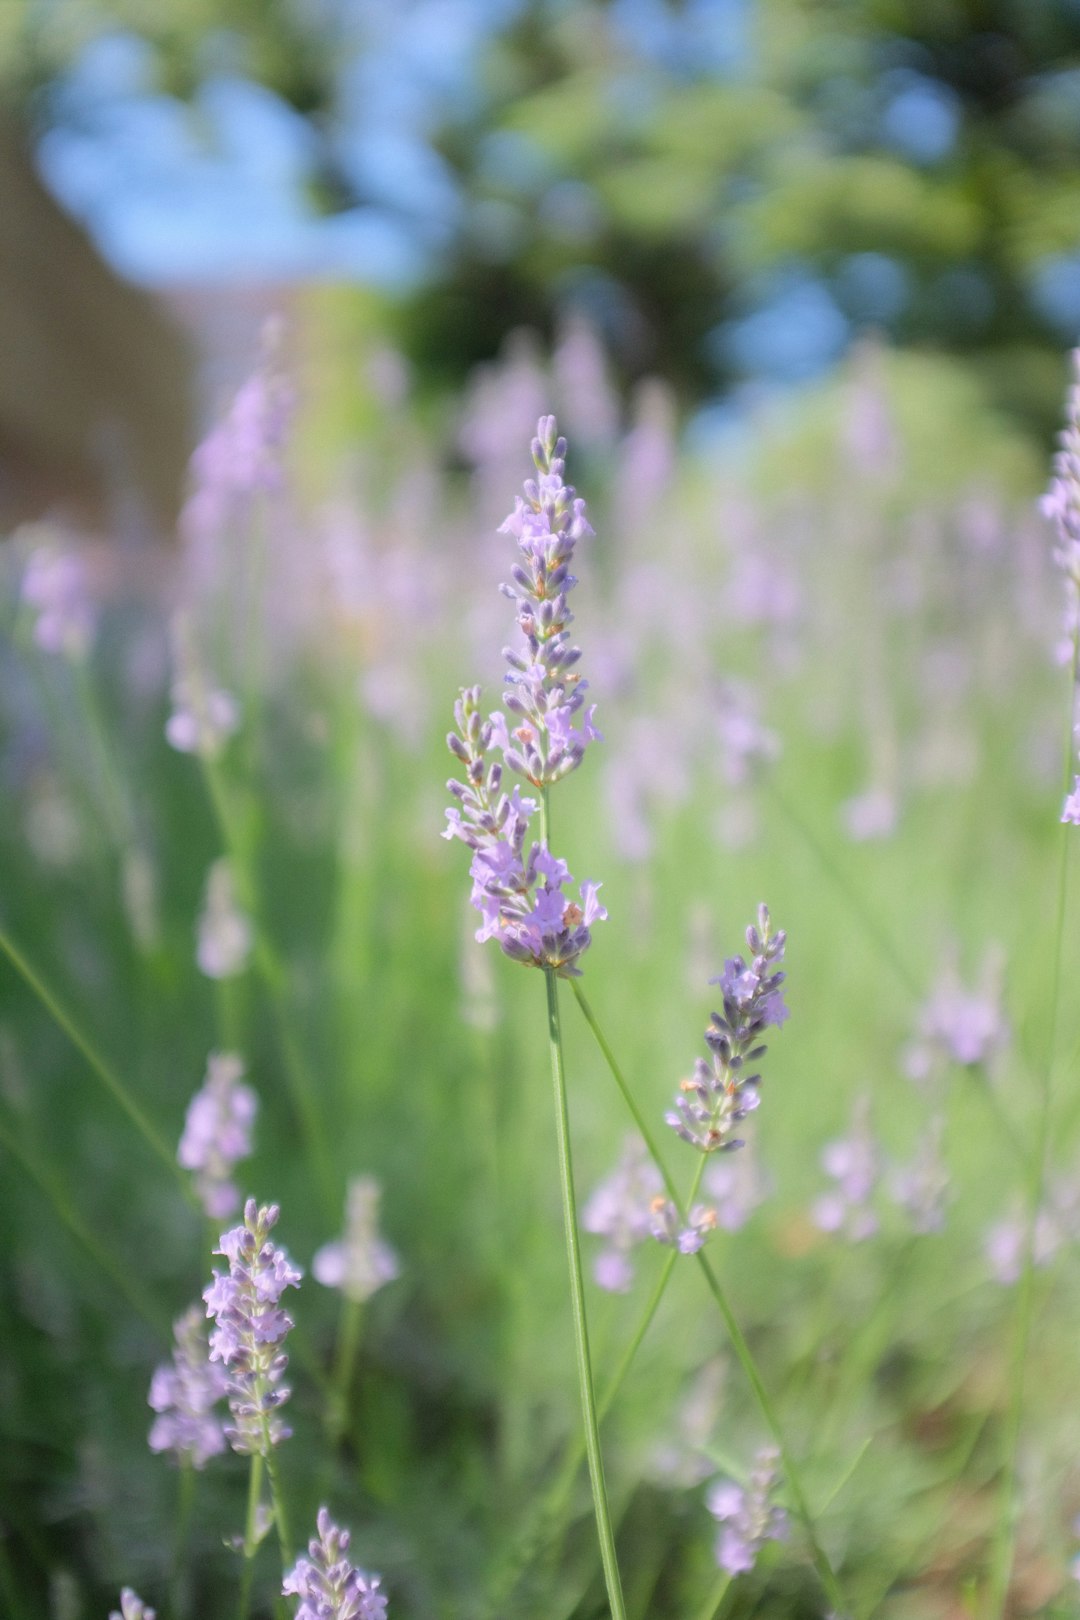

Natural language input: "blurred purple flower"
[666,906,787,1155]
[1041,349,1080,818]
[583,1135,663,1291]
[196,859,253,980]
[888,1115,949,1234]
[706,1446,788,1575]
[902,945,1008,1082]
[110,1591,156,1620]
[812,1095,880,1242]
[204,1199,302,1455]
[649,1196,718,1255]
[283,1507,388,1620]
[177,1052,257,1220]
[166,677,240,761]
[21,543,96,658]
[704,1140,770,1231]
[313,1177,399,1304]
[148,1304,228,1468]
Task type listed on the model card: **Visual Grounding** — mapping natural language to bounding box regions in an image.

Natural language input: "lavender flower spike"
[110,1593,156,1620]
[706,1446,788,1575]
[667,906,787,1154]
[1042,350,1080,817]
[148,1304,228,1468]
[283,1508,388,1620]
[177,1052,258,1220]
[493,416,602,789]
[444,686,607,976]
[204,1199,302,1455]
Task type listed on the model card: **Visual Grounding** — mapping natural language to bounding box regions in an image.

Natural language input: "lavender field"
[2,316,1080,1620]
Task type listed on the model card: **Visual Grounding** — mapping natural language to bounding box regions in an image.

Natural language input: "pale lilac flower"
[182,323,295,548]
[812,1096,880,1243]
[177,1052,258,1220]
[196,859,253,980]
[706,1447,788,1575]
[204,1200,302,1455]
[1063,778,1080,825]
[22,545,96,658]
[841,786,898,843]
[165,678,240,760]
[148,1304,228,1468]
[443,688,606,977]
[888,1116,949,1234]
[1041,350,1080,815]
[649,1196,718,1255]
[313,1177,400,1304]
[582,1137,664,1291]
[666,906,786,1154]
[283,1507,388,1620]
[902,945,1008,1082]
[493,415,601,789]
[110,1591,156,1620]
[984,1175,1080,1284]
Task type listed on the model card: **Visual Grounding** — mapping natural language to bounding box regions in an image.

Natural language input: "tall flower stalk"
[443,418,624,1619]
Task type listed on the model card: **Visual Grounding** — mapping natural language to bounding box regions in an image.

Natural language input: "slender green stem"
[691,1568,732,1620]
[485,1159,708,1614]
[326,1297,364,1448]
[0,1525,30,1620]
[266,1446,293,1570]
[0,1109,170,1334]
[570,981,846,1616]
[238,1451,265,1620]
[170,1461,196,1617]
[0,923,187,1191]
[986,637,1079,1618]
[544,965,627,1620]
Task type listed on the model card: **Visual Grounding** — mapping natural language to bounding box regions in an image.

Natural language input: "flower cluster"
[902,945,1008,1082]
[204,1200,302,1455]
[649,1196,718,1255]
[313,1177,400,1304]
[444,687,606,976]
[21,542,96,659]
[667,906,787,1153]
[177,1051,257,1219]
[196,859,254,980]
[166,676,240,761]
[582,1136,664,1291]
[494,414,601,788]
[283,1508,388,1620]
[706,1447,788,1575]
[147,1304,228,1468]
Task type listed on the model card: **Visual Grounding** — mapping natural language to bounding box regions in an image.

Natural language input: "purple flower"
[177,1052,258,1220]
[283,1507,388,1620]
[313,1177,400,1304]
[582,1136,664,1291]
[444,688,606,977]
[148,1304,228,1468]
[666,906,786,1154]
[706,1446,788,1575]
[166,677,240,761]
[902,944,1008,1082]
[204,1200,302,1456]
[1042,351,1080,815]
[493,415,601,789]
[1063,777,1080,825]
[812,1096,880,1243]
[21,542,96,658]
[110,1593,156,1620]
[196,860,253,980]
[649,1196,718,1255]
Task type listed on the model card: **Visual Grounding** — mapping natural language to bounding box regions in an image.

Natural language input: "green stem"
[171,1461,196,1617]
[0,923,187,1191]
[266,1446,293,1569]
[544,965,627,1620]
[326,1297,364,1448]
[238,1451,265,1620]
[690,1568,732,1620]
[485,1159,708,1614]
[0,1109,170,1334]
[570,981,846,1617]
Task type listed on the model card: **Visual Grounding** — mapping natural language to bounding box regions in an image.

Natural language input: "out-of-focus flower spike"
[147,1304,228,1468]
[177,1052,257,1220]
[313,1177,399,1304]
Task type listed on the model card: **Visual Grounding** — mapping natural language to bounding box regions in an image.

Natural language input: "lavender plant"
[283,1509,387,1620]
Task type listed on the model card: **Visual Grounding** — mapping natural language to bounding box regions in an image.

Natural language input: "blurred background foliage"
[1,0,1079,438]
